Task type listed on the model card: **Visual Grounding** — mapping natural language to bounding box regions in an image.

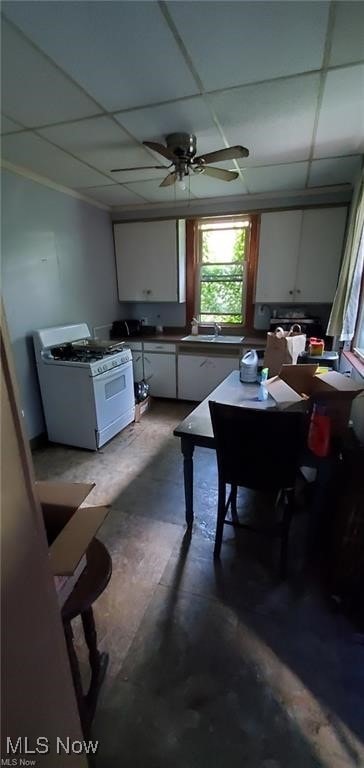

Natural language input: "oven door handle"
[93,363,130,382]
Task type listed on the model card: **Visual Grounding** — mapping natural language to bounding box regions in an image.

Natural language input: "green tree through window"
[197,218,250,324]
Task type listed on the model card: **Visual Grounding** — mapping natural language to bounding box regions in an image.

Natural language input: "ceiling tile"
[1,132,109,187]
[243,163,308,194]
[2,2,199,112]
[167,1,329,91]
[308,156,362,187]
[122,178,194,204]
[77,185,146,206]
[1,19,100,127]
[38,116,166,180]
[314,65,364,158]
[115,97,223,156]
[329,2,364,67]
[189,173,247,198]
[211,74,320,165]
[1,114,23,134]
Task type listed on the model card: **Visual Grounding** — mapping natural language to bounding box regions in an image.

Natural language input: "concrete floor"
[33,400,364,768]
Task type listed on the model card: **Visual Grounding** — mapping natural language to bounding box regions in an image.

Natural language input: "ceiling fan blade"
[160,171,177,188]
[195,145,249,165]
[143,141,176,162]
[110,164,167,172]
[201,166,239,182]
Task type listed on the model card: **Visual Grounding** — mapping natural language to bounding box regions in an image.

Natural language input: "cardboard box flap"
[312,370,364,398]
[36,481,96,546]
[279,365,318,396]
[36,481,95,511]
[265,376,305,405]
[49,505,108,576]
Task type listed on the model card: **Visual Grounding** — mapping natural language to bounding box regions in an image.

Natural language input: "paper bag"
[264,325,306,377]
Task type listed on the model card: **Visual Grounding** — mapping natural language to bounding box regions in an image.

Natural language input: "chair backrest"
[209,401,308,492]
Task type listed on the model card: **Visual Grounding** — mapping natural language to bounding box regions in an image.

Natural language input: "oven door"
[92,361,135,432]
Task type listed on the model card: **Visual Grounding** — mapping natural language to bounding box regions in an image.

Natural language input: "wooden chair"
[209,401,308,578]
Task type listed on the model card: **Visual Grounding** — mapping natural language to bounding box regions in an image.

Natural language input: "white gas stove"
[34,323,135,450]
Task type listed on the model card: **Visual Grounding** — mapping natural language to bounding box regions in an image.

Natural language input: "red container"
[309,337,325,356]
[308,404,331,457]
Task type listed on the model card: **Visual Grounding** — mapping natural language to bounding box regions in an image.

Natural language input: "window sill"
[342,350,364,379]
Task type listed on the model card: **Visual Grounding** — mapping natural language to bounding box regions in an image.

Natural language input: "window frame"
[185,214,259,332]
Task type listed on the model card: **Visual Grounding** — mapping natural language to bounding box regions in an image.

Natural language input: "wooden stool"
[62,538,112,734]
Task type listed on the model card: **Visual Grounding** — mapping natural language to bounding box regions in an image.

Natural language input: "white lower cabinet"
[143,352,176,398]
[178,354,239,401]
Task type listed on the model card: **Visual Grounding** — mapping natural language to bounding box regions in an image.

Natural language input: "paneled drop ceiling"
[1,1,363,210]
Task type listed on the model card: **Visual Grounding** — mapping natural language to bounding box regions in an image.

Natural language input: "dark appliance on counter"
[269,316,324,338]
[111,319,141,338]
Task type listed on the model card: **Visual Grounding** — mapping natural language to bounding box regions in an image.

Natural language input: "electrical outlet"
[141,317,148,325]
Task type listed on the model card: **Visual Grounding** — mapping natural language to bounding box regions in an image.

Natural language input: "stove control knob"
[103,364,108,371]
[98,366,102,373]
[112,360,117,366]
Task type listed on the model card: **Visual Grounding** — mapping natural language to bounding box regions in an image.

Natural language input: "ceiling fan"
[110,133,249,188]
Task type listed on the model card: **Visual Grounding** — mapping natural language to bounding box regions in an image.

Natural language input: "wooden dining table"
[174,370,276,526]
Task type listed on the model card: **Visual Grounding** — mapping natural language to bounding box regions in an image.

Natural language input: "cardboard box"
[265,365,364,435]
[35,481,109,578]
[134,396,151,423]
[54,554,87,608]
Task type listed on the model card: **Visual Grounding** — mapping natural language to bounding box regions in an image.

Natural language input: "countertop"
[111,332,266,347]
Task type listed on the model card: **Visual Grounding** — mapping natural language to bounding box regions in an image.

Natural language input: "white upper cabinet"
[295,207,347,302]
[114,219,186,303]
[255,210,302,303]
[255,207,347,303]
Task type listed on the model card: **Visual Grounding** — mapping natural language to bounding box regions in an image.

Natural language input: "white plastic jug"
[239,349,258,383]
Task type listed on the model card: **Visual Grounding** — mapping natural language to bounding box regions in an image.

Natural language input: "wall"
[1,169,120,439]
[113,186,352,332]
[118,299,186,328]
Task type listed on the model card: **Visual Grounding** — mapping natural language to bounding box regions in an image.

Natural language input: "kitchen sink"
[181,334,245,344]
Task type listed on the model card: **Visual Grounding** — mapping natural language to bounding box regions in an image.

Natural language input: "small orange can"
[309,337,325,356]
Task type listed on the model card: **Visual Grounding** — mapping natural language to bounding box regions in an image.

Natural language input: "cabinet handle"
[145,374,153,381]
[296,289,301,294]
[289,290,293,295]
[146,289,152,295]
[199,360,208,367]
[144,356,151,364]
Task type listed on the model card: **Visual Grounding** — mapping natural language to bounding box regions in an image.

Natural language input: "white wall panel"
[2,169,120,439]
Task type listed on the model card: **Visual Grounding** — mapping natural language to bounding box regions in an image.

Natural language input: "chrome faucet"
[214,323,221,338]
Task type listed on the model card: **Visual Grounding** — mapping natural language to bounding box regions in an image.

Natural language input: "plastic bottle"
[239,349,258,383]
[191,318,199,336]
[258,367,269,401]
[307,404,331,457]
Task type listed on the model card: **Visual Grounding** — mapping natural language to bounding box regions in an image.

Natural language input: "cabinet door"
[255,211,302,302]
[178,354,238,401]
[143,353,176,398]
[132,351,144,383]
[114,220,180,302]
[295,207,347,303]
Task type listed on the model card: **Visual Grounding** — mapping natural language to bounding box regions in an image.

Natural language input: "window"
[196,216,251,325]
[353,285,364,363]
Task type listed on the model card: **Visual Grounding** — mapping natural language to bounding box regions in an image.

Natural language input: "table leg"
[64,621,87,733]
[82,608,108,727]
[181,437,194,527]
